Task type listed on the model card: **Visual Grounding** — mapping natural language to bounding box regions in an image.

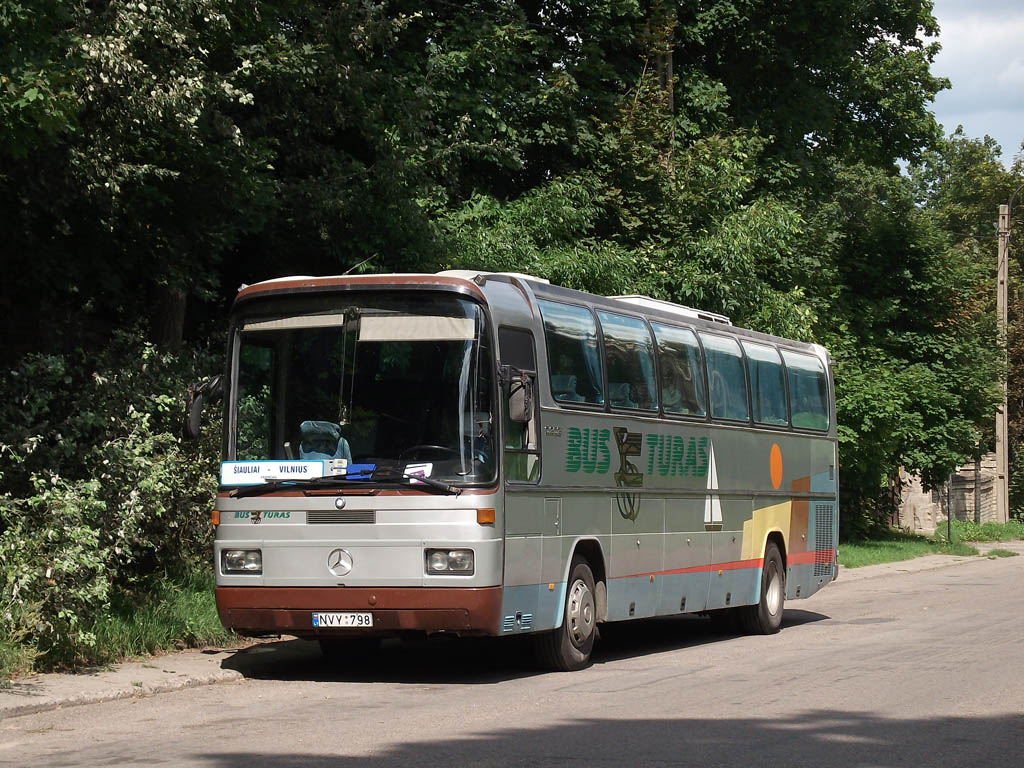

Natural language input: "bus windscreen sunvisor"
[359,315,475,342]
[243,314,349,331]
[241,314,476,340]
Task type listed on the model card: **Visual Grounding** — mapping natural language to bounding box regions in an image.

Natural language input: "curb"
[0,650,245,722]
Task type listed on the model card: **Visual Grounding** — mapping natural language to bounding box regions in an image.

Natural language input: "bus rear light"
[223,549,262,574]
[476,508,495,525]
[425,549,474,575]
[211,509,220,527]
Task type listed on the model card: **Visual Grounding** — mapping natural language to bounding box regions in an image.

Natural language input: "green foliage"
[816,162,1001,502]
[941,519,1024,543]
[909,130,1024,514]
[674,0,947,169]
[0,332,220,667]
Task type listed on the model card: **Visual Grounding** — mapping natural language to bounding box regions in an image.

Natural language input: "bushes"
[0,332,221,669]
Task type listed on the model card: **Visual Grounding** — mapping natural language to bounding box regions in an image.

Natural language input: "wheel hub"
[765,563,782,616]
[567,578,595,647]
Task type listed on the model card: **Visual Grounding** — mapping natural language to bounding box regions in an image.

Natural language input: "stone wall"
[897,454,998,535]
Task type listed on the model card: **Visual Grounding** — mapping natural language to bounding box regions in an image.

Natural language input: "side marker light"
[477,508,495,525]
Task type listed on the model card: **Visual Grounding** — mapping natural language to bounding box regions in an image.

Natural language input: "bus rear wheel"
[737,541,785,635]
[535,556,597,671]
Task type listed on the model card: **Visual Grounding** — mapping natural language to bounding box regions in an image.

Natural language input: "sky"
[929,0,1024,164]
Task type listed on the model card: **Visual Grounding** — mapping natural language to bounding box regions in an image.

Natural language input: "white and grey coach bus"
[190,270,838,670]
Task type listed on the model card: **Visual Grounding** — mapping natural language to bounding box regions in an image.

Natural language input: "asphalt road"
[3,552,1023,767]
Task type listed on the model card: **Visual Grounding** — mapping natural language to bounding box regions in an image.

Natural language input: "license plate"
[312,612,373,628]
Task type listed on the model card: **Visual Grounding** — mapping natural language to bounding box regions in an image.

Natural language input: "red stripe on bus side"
[619,549,835,580]
[788,549,835,565]
[620,558,764,580]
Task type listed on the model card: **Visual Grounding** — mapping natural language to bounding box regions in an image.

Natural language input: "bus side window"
[700,333,749,422]
[782,351,829,430]
[596,311,658,411]
[743,341,788,427]
[538,300,604,406]
[652,322,706,417]
[499,326,541,483]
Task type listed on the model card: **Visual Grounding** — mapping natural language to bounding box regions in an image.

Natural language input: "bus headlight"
[223,549,262,574]
[425,549,474,575]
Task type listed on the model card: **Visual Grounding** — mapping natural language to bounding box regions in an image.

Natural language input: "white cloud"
[929,0,1024,162]
[996,58,1024,88]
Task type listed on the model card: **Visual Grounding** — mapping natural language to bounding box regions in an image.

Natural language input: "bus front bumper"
[216,586,503,637]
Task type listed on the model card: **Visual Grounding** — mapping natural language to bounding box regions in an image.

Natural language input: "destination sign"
[219,460,325,486]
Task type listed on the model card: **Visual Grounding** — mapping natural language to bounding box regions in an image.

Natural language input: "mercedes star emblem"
[327,548,353,577]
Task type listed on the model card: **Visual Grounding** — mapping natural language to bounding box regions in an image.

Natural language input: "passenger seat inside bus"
[551,375,585,402]
[298,420,353,462]
[608,382,637,409]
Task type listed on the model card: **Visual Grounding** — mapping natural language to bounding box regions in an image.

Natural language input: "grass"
[941,519,1024,543]
[840,518,1024,569]
[90,572,235,662]
[0,636,39,681]
[984,548,1019,558]
[1,571,235,680]
[839,528,978,568]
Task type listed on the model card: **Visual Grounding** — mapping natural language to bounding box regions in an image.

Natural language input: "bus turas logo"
[613,427,644,521]
[564,426,644,519]
[645,435,710,478]
[233,511,291,522]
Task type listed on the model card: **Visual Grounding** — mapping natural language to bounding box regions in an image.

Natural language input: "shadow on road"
[220,609,830,684]
[192,710,1024,767]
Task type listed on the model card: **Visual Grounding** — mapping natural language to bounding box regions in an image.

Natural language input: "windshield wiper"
[229,476,372,498]
[369,467,462,495]
[228,470,461,498]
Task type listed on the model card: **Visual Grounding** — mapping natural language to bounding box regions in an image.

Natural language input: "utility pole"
[996,204,1010,523]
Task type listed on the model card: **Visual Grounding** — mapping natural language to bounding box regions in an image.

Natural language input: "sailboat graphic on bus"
[704,442,723,531]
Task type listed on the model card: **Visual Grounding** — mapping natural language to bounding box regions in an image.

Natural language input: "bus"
[192,270,838,671]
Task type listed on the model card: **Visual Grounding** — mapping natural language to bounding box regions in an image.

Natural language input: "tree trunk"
[151,284,187,350]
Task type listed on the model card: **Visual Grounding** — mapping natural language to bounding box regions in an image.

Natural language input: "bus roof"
[233,270,827,363]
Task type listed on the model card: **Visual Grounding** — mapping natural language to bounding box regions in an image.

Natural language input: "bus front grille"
[306,510,376,524]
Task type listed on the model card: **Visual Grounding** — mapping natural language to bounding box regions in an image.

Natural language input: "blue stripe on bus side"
[502,562,829,635]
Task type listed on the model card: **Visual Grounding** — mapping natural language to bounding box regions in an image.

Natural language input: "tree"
[910,130,1024,514]
[0,1,279,353]
[672,0,948,170]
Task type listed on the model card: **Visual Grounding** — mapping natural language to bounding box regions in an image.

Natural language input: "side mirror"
[183,375,223,440]
[507,371,533,424]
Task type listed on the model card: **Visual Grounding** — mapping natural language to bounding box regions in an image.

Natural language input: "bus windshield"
[231,293,495,486]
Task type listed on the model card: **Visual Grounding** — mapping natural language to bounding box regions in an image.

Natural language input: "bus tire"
[535,557,597,671]
[318,636,380,663]
[737,541,785,635]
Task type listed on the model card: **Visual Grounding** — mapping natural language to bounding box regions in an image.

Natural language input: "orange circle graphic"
[769,443,783,490]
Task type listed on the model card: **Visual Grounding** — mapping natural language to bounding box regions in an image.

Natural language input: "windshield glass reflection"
[232,293,495,486]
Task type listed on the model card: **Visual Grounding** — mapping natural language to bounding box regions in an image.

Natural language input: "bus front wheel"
[535,557,597,671]
[737,541,785,635]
